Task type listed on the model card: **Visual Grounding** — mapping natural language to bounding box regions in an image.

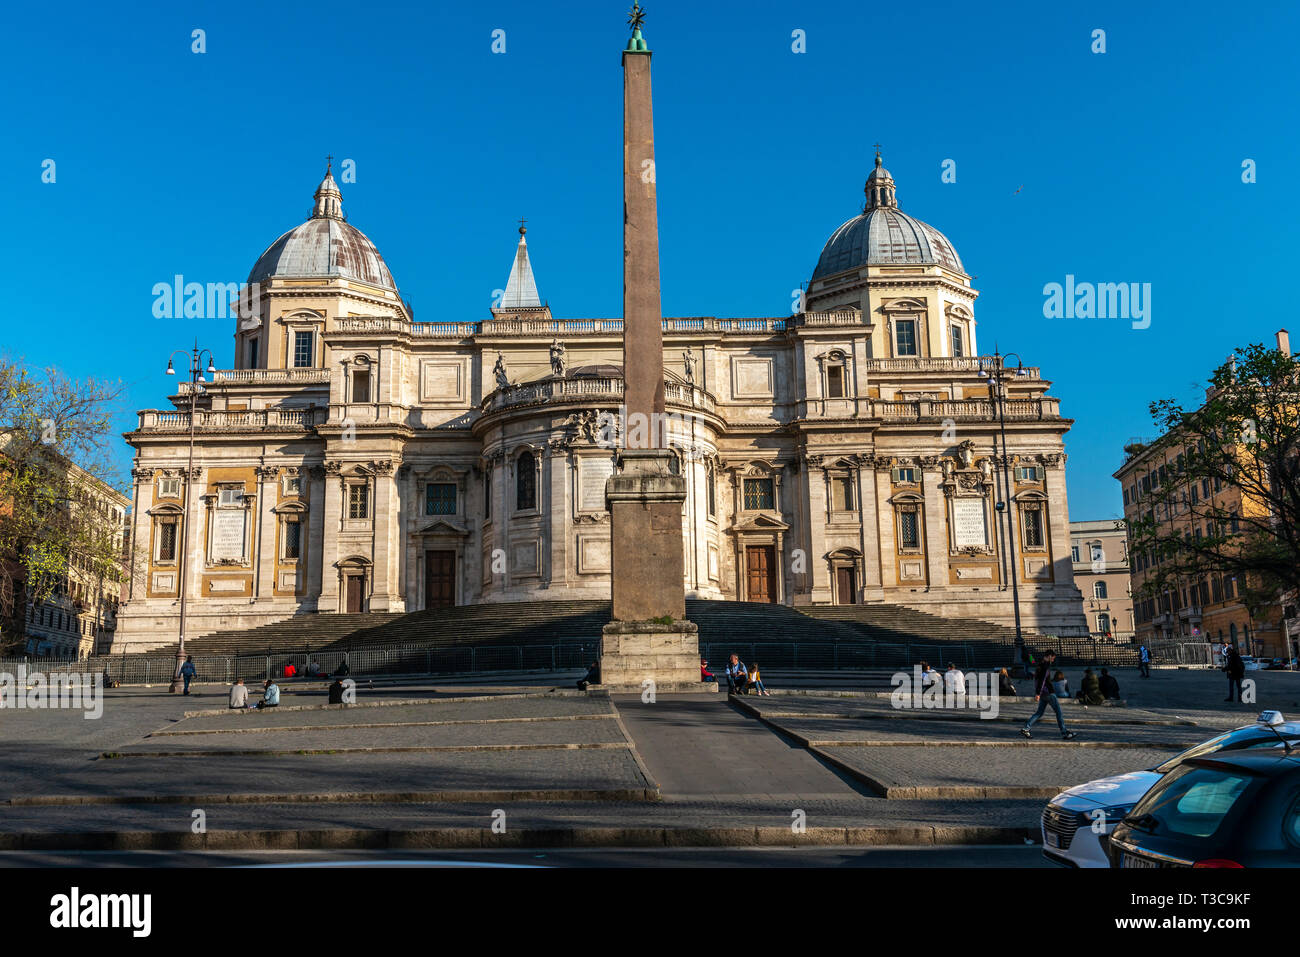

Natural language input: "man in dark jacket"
[1019,650,1077,740]
[1098,668,1120,700]
[1224,645,1246,702]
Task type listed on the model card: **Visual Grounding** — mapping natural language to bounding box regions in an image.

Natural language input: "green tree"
[0,357,127,655]
[1126,342,1300,629]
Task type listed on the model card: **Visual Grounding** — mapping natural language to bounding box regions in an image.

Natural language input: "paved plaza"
[1,666,1295,857]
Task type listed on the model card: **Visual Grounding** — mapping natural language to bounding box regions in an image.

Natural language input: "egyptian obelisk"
[600,4,704,690]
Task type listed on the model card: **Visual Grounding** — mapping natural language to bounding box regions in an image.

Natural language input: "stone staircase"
[159,598,1028,664]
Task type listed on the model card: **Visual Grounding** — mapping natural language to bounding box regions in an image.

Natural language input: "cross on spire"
[326,154,333,173]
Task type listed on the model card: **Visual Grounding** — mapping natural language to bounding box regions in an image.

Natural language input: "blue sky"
[3,0,1297,520]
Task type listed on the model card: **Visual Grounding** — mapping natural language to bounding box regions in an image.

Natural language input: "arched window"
[516,452,536,511]
[1093,580,1108,599]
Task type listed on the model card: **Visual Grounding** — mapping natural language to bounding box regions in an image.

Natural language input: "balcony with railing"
[484,376,717,415]
[132,407,327,434]
[331,314,799,339]
[874,396,1062,421]
[864,357,1042,378]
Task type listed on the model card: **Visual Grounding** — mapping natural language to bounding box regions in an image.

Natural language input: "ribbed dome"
[247,167,399,292]
[811,153,964,280]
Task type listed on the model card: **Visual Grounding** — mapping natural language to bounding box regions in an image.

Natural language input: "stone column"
[254,466,277,600]
[857,456,882,595]
[922,457,948,588]
[805,457,832,603]
[875,466,897,589]
[320,462,342,610]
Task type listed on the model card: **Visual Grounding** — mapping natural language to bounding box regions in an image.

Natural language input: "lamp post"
[978,349,1029,670]
[164,343,216,694]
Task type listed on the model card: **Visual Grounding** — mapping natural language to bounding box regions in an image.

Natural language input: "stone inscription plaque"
[951,498,987,548]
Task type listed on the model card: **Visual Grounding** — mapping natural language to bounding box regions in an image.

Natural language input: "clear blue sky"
[3,0,1297,520]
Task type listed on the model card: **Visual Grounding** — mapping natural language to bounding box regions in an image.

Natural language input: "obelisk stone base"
[601,448,705,691]
[597,620,712,692]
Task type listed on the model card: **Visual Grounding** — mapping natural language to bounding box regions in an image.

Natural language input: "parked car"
[1109,750,1300,867]
[1040,711,1300,867]
[1240,656,1263,671]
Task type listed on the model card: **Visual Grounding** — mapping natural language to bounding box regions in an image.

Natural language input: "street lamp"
[164,342,217,694]
[978,348,1029,671]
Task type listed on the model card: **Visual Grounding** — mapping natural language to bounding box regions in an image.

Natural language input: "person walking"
[1138,644,1151,679]
[1019,650,1077,740]
[1224,645,1246,702]
[180,656,196,696]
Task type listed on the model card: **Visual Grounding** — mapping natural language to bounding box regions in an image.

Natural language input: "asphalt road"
[0,845,1049,868]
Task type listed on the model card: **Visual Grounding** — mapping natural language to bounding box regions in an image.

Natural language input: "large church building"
[114,155,1088,651]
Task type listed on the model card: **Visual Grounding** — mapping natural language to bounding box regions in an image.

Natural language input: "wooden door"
[836,567,857,604]
[345,575,364,613]
[746,545,776,603]
[425,550,456,608]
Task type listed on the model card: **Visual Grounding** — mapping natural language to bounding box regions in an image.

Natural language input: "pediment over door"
[416,519,469,538]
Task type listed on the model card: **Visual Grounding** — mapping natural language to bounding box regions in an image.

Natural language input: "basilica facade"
[114,156,1088,651]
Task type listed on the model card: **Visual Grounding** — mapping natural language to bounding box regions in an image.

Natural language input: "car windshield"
[1128,765,1256,839]
[1154,726,1295,774]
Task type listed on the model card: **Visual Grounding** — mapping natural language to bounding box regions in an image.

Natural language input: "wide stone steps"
[155,598,1031,664]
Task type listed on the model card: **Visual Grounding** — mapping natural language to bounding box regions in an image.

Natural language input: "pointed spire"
[500,222,541,309]
[311,158,344,220]
[864,146,898,211]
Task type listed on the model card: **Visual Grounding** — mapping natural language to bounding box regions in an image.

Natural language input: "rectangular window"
[484,469,491,519]
[347,483,368,520]
[1190,484,1199,504]
[898,510,920,549]
[1090,543,1104,562]
[283,475,302,496]
[351,369,371,403]
[706,466,716,516]
[950,325,964,357]
[218,487,243,507]
[894,319,918,356]
[826,365,845,398]
[248,337,259,369]
[831,476,855,511]
[1015,466,1043,482]
[1071,545,1080,562]
[1022,508,1045,548]
[158,478,181,498]
[891,467,917,484]
[293,331,315,368]
[426,482,457,516]
[157,522,177,562]
[283,520,301,560]
[743,478,774,511]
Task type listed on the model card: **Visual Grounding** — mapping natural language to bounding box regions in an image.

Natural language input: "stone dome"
[811,153,964,280]
[247,167,399,292]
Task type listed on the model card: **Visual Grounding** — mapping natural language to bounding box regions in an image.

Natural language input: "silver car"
[1041,712,1300,867]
